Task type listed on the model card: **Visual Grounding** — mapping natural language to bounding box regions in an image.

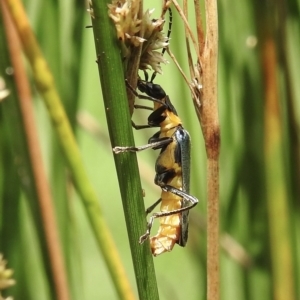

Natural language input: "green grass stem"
[90,0,159,299]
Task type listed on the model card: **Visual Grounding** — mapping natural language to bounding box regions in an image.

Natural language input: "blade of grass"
[262,34,296,300]
[1,7,57,300]
[1,2,70,299]
[277,0,300,203]
[89,1,159,299]
[3,0,135,298]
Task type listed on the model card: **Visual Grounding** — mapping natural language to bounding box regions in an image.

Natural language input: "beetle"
[113,74,198,256]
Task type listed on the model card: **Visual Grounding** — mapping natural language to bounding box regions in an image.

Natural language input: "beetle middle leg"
[145,198,162,215]
[113,137,172,154]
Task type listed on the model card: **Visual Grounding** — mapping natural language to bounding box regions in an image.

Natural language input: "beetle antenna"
[150,8,172,83]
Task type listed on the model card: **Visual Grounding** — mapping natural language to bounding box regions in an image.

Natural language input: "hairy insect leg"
[161,185,199,208]
[134,104,153,111]
[131,121,152,130]
[125,79,166,106]
[132,123,152,130]
[113,137,172,154]
[139,185,198,244]
[139,214,156,244]
[145,198,162,215]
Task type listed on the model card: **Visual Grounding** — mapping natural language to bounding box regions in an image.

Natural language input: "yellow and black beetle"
[114,74,198,256]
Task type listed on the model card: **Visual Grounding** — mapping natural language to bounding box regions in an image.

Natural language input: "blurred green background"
[1,0,300,299]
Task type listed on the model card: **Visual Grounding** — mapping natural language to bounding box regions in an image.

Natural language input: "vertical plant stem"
[176,0,220,298]
[90,0,159,299]
[201,1,220,299]
[206,157,219,300]
[262,36,295,300]
[1,2,70,299]
[277,0,300,201]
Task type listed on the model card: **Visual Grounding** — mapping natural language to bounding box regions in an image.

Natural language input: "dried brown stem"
[179,0,220,299]
[125,0,143,115]
[172,0,200,60]
[194,0,204,56]
[201,2,220,299]
[166,47,198,101]
[182,0,196,87]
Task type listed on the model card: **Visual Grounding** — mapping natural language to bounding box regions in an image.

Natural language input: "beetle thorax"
[160,110,182,132]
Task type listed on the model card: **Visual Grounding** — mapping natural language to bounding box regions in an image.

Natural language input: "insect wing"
[175,128,191,246]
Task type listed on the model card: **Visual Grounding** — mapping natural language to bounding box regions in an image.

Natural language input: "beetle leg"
[145,198,162,215]
[134,104,153,111]
[139,185,198,244]
[126,79,166,106]
[113,137,172,154]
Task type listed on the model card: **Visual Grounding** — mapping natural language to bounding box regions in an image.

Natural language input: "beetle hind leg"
[139,214,156,244]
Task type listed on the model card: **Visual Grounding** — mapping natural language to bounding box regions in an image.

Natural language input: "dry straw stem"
[195,2,220,299]
[3,0,135,299]
[173,0,220,299]
[125,2,144,115]
[1,2,69,299]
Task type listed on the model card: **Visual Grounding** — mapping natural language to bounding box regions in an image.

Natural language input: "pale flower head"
[108,0,170,73]
[108,0,141,42]
[0,254,15,300]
